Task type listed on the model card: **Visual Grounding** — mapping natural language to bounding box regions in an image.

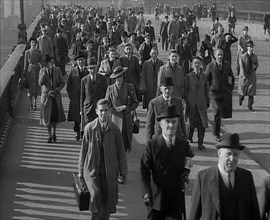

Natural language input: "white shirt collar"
[162,134,176,147]
[218,163,235,188]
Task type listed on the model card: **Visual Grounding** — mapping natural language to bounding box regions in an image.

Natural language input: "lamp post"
[18,0,27,44]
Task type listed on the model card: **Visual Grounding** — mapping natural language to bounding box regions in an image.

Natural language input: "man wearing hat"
[107,21,121,45]
[127,11,137,34]
[143,20,155,43]
[146,76,187,142]
[236,26,252,74]
[159,15,170,51]
[37,27,53,62]
[238,41,258,111]
[189,133,261,220]
[168,15,180,49]
[138,33,157,65]
[117,31,137,57]
[80,58,108,129]
[53,28,69,75]
[66,51,88,141]
[141,104,194,220]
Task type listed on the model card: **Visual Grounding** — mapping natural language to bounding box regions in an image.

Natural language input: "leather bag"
[73,172,90,211]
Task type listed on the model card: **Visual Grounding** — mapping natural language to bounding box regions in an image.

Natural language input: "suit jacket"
[66,66,88,122]
[107,30,121,45]
[258,175,270,220]
[189,166,261,220]
[146,95,187,142]
[141,135,194,211]
[120,55,141,89]
[140,58,163,109]
[80,74,108,125]
[98,58,121,85]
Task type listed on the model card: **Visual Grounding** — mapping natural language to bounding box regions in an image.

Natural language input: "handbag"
[72,172,90,211]
[132,110,140,134]
[18,77,28,90]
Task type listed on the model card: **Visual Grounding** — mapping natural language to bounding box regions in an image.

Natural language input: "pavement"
[0,14,269,220]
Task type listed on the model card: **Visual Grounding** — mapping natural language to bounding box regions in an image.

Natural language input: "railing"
[216,9,265,23]
[0,12,42,157]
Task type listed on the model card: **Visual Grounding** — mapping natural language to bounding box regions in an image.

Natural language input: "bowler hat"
[242,26,249,31]
[110,66,128,79]
[56,28,62,33]
[157,105,180,121]
[246,40,254,47]
[121,31,129,37]
[160,77,174,86]
[74,51,87,61]
[147,20,152,24]
[224,32,232,38]
[215,133,245,150]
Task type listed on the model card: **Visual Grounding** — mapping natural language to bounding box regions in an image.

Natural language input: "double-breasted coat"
[140,58,164,109]
[189,166,261,220]
[238,52,258,96]
[185,70,209,128]
[105,83,139,151]
[39,66,66,126]
[24,48,42,97]
[98,58,121,85]
[66,66,88,122]
[157,62,185,99]
[141,135,194,212]
[81,74,108,126]
[78,118,127,213]
[205,61,235,118]
[146,95,187,142]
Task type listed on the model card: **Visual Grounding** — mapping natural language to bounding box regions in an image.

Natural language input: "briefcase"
[73,172,90,211]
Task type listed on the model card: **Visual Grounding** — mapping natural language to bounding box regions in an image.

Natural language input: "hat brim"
[157,114,180,122]
[110,67,128,79]
[215,144,245,150]
[74,55,87,61]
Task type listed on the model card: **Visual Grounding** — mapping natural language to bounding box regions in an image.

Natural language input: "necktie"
[228,173,233,189]
[153,61,156,73]
[168,139,173,150]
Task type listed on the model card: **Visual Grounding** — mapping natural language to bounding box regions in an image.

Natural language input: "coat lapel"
[209,166,221,215]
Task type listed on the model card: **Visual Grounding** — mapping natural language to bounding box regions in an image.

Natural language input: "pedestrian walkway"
[0,14,269,220]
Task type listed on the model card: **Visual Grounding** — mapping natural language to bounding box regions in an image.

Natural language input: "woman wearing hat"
[105,66,139,152]
[23,37,42,110]
[39,55,66,143]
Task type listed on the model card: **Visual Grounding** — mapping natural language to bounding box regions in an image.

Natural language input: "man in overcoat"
[66,52,88,141]
[189,133,261,220]
[238,41,258,112]
[80,59,108,129]
[258,175,270,220]
[146,77,187,142]
[159,15,170,51]
[205,49,235,142]
[141,105,194,220]
[157,49,185,100]
[140,47,163,109]
[168,14,180,49]
[78,99,127,220]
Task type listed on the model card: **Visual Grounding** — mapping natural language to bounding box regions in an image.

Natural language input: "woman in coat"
[185,57,209,150]
[24,37,42,110]
[39,55,66,143]
[105,66,139,152]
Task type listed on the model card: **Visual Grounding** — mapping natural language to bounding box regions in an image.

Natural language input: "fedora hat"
[246,40,254,47]
[242,26,249,31]
[74,51,87,61]
[216,133,245,150]
[110,66,128,79]
[160,77,174,86]
[157,105,180,121]
[121,31,129,37]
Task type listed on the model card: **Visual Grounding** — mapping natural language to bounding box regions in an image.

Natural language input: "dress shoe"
[198,145,206,150]
[248,107,255,112]
[47,137,53,143]
[239,99,242,106]
[52,135,57,142]
[76,133,81,141]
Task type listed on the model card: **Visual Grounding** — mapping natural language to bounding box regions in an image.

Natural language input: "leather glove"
[180,170,190,184]
[143,193,152,207]
[118,175,127,184]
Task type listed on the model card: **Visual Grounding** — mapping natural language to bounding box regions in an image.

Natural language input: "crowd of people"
[19,2,270,220]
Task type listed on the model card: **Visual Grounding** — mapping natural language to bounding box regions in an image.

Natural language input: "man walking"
[78,98,127,220]
[189,133,261,220]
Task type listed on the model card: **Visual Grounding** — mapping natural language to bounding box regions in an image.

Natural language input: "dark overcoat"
[185,70,209,128]
[39,66,66,126]
[238,52,258,96]
[78,118,127,213]
[205,61,235,118]
[146,95,187,142]
[98,58,121,85]
[105,83,139,151]
[140,58,163,109]
[189,166,261,220]
[141,135,194,211]
[80,74,108,126]
[258,175,270,220]
[66,66,88,122]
